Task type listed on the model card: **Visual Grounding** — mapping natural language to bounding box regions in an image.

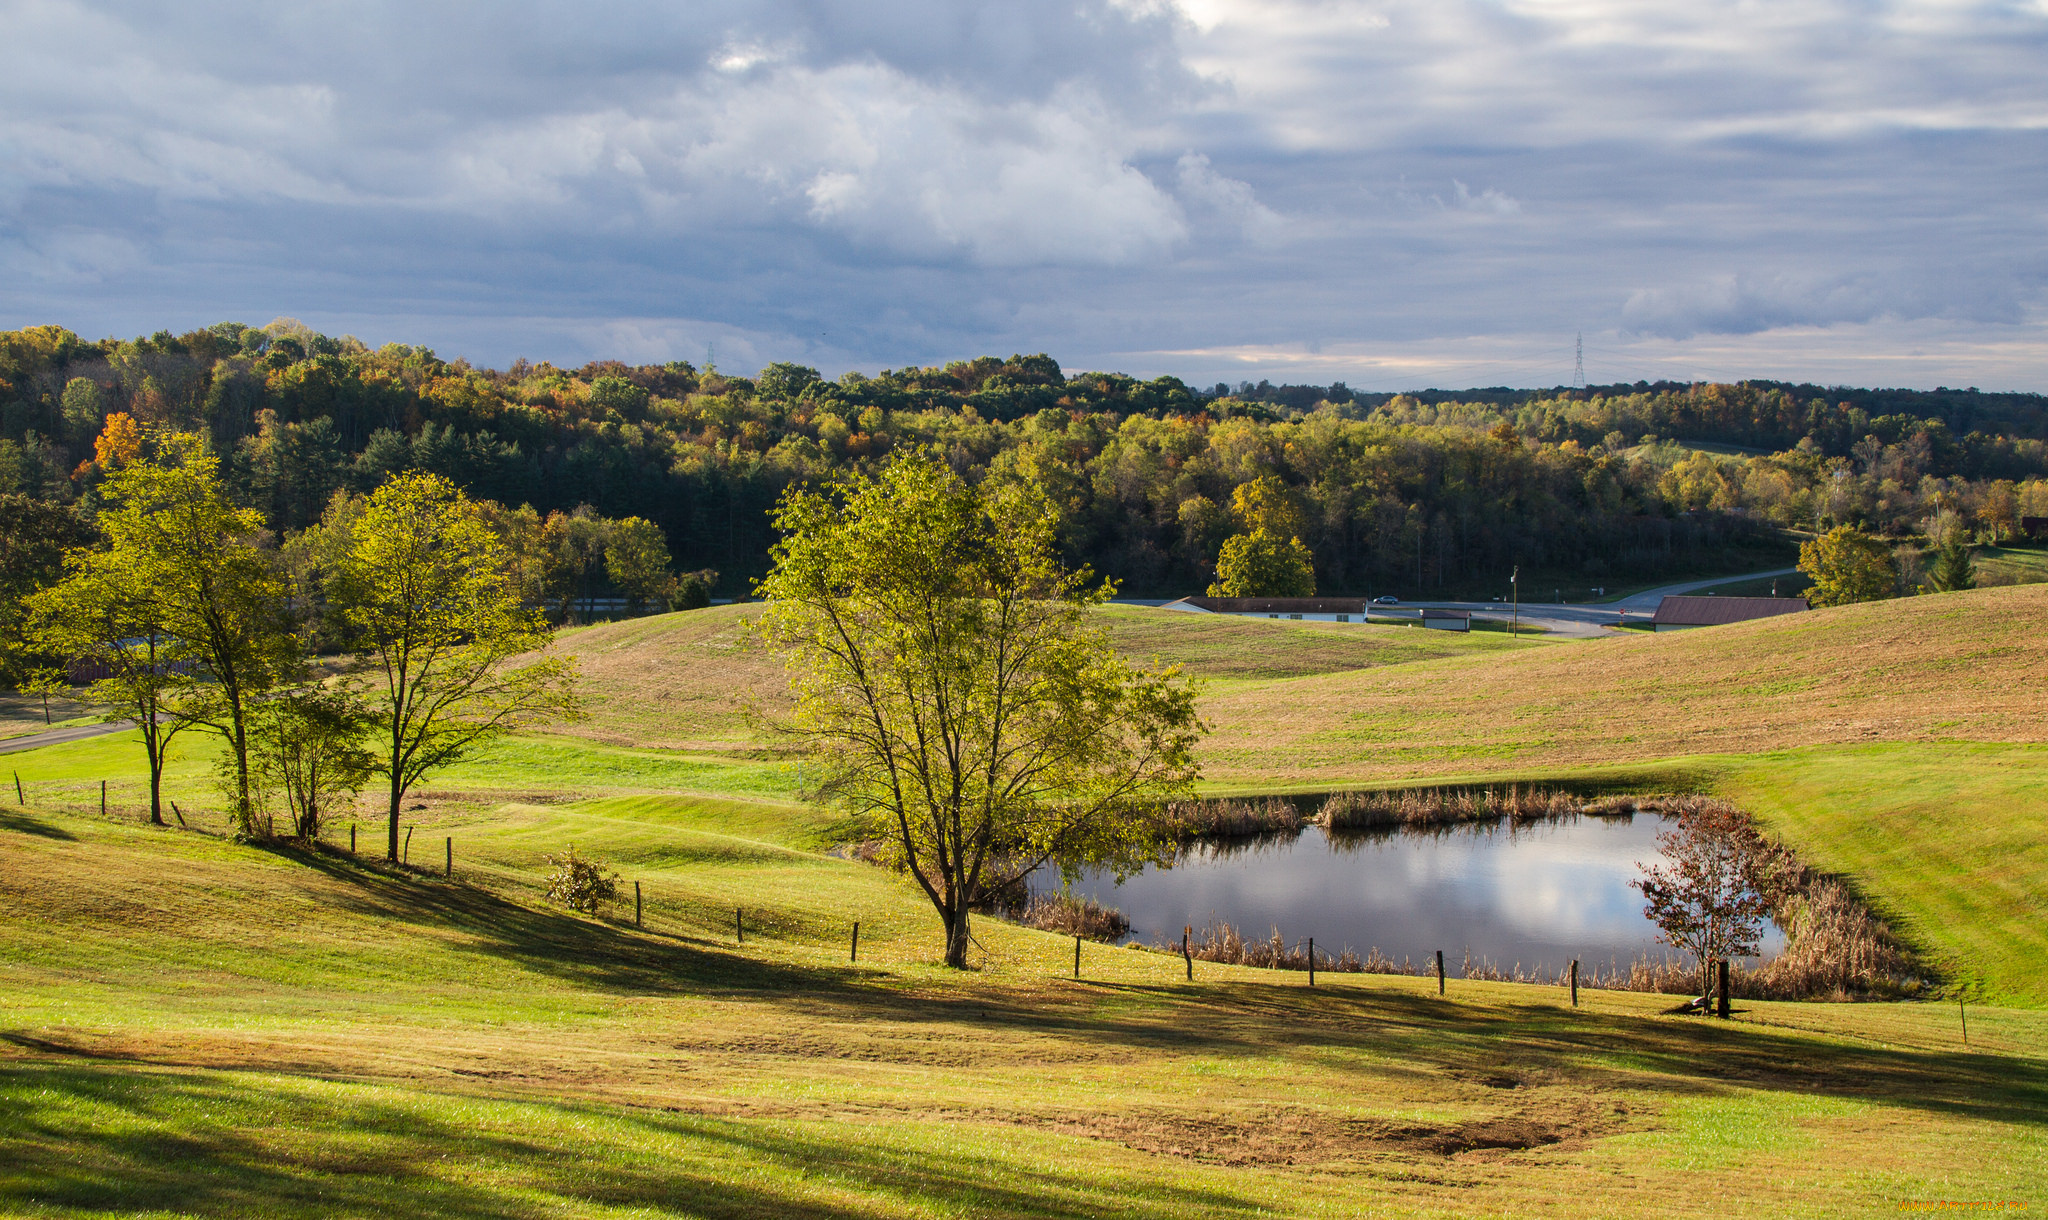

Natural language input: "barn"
[1650,595,1809,631]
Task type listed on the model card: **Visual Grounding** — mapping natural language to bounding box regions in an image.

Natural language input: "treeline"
[5,319,2046,598]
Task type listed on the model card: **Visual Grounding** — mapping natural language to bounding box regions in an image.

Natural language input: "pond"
[1037,813,1785,975]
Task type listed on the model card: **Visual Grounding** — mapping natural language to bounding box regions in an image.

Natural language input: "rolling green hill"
[540,602,1552,750]
[4,583,2046,1213]
[3,795,2043,1217]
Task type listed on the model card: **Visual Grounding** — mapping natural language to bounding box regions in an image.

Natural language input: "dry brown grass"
[1316,784,1584,829]
[0,690,96,740]
[1157,795,1306,840]
[1199,584,2048,789]
[1016,892,1130,941]
[535,602,1547,752]
[1175,919,1364,972]
[538,605,782,749]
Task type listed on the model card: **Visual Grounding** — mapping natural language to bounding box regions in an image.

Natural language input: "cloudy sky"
[4,0,2046,389]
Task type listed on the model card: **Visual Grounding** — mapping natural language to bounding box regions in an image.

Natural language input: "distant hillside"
[1198,584,2048,790]
[541,604,1550,751]
[10,323,2046,601]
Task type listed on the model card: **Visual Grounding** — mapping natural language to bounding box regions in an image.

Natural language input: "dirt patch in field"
[1006,1097,1615,1166]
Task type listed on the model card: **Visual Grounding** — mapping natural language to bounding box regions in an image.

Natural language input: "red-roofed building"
[1650,595,1808,631]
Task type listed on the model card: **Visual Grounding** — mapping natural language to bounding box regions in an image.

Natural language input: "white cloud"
[1,0,2046,384]
[1175,152,1284,243]
[1447,180,1519,216]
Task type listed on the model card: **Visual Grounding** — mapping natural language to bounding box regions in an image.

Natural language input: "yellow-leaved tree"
[756,451,1206,967]
[313,472,582,862]
[1207,476,1315,597]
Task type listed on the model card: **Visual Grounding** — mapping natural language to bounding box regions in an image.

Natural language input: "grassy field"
[1197,583,2048,789]
[5,583,2045,1214]
[1974,543,2048,588]
[541,603,1553,750]
[1707,745,2048,1006]
[4,796,2043,1218]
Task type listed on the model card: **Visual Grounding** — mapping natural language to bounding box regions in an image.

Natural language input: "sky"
[3,0,2047,390]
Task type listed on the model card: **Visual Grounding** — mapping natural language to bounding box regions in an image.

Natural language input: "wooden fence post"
[1717,960,1731,1019]
[350,823,356,853]
[736,907,744,945]
[850,921,859,962]
[100,780,107,816]
[1073,934,1081,980]
[1436,949,1445,996]
[634,881,642,928]
[13,771,21,804]
[1307,937,1315,987]
[1570,959,1579,1008]
[445,836,452,877]
[1960,999,1969,1047]
[1183,925,1193,981]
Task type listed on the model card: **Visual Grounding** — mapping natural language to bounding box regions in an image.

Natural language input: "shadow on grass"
[1069,980,2048,1133]
[0,1061,1261,1220]
[208,842,2048,1139]
[0,808,76,840]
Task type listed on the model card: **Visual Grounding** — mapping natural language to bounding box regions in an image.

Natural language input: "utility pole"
[1511,565,1520,637]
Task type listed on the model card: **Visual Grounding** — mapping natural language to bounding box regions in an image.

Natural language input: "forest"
[5,318,2047,603]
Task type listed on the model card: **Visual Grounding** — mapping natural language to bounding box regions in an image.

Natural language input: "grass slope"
[1712,744,2048,1006]
[543,603,1551,750]
[1975,544,2048,588]
[4,798,2044,1217]
[1198,584,2048,789]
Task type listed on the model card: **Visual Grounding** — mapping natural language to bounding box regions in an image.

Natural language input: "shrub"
[543,845,620,915]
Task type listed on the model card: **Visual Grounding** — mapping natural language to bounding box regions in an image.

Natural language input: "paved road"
[1379,567,1803,638]
[0,719,134,754]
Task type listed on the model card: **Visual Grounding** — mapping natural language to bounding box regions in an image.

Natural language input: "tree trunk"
[943,907,973,969]
[386,772,403,862]
[146,745,164,826]
[231,718,253,838]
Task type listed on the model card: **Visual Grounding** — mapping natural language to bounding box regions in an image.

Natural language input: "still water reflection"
[1041,814,1784,974]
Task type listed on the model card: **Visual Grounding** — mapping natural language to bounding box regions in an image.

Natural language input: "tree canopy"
[312,471,582,861]
[1799,526,1899,607]
[8,320,2048,602]
[756,451,1204,968]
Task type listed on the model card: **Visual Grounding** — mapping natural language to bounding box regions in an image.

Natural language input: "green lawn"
[1975,543,2048,588]
[3,796,2044,1217]
[1712,744,2048,1006]
[4,584,2045,1214]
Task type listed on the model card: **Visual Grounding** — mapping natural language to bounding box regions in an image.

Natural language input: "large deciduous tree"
[26,544,188,824]
[90,431,298,836]
[317,472,580,862]
[757,451,1204,968]
[603,516,677,613]
[1798,525,1898,607]
[1207,475,1316,597]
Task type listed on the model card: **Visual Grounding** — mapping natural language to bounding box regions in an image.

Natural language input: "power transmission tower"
[1573,332,1585,390]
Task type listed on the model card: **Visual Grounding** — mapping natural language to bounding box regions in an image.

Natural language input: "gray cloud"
[2,0,2046,387]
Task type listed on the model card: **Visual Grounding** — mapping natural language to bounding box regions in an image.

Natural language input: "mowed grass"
[1710,744,2048,1006]
[1975,543,2048,588]
[1196,583,2048,789]
[542,603,1554,749]
[4,798,2045,1218]
[0,724,800,831]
